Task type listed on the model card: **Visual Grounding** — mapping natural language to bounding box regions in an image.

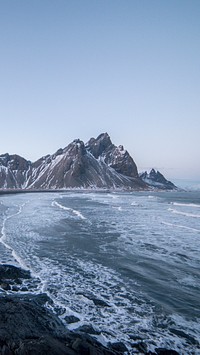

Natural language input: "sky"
[0,0,199,180]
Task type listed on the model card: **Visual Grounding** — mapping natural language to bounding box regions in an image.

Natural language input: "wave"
[112,206,122,211]
[52,201,86,220]
[172,202,200,208]
[161,221,200,233]
[168,208,200,219]
[131,201,140,206]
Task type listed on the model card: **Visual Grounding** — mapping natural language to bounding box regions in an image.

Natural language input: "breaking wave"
[52,200,86,220]
[168,208,200,218]
[172,202,200,208]
[161,221,200,233]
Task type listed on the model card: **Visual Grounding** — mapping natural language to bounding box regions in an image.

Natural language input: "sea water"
[0,190,200,354]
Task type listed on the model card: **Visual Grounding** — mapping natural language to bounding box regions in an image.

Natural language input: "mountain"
[0,154,31,189]
[0,134,176,191]
[139,169,177,190]
[86,133,138,178]
[0,133,145,190]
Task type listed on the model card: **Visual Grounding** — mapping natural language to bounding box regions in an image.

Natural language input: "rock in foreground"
[0,293,122,355]
[0,264,180,354]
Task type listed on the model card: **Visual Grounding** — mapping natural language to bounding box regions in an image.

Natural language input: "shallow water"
[0,190,200,353]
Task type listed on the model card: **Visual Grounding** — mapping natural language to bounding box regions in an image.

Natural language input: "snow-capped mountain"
[139,169,177,190]
[0,134,177,190]
[0,133,145,190]
[0,154,32,189]
[86,133,138,178]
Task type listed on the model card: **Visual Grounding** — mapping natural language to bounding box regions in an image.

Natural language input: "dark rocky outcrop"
[0,264,31,292]
[0,264,181,354]
[140,169,177,190]
[0,265,122,355]
[0,265,118,354]
[64,315,80,324]
[0,293,123,355]
[0,264,31,281]
[0,296,181,355]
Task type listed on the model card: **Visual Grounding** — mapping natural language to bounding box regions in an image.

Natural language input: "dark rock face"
[0,154,31,189]
[0,264,31,293]
[28,140,89,189]
[0,264,123,354]
[0,292,123,354]
[140,169,177,190]
[86,133,138,178]
[104,145,138,178]
[86,133,114,159]
[64,315,80,324]
[0,264,31,281]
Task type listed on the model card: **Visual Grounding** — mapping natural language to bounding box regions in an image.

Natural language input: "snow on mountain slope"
[86,133,138,178]
[27,136,145,189]
[139,169,177,190]
[0,154,31,188]
[0,134,178,190]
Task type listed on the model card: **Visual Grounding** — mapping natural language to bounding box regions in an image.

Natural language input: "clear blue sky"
[0,0,199,180]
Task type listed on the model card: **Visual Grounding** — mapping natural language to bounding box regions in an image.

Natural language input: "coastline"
[0,185,183,196]
[0,264,125,355]
[1,190,198,353]
[0,264,180,354]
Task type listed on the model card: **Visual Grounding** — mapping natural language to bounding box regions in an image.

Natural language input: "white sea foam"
[131,201,140,206]
[52,201,86,220]
[179,275,199,287]
[112,206,122,211]
[168,207,200,218]
[0,203,29,270]
[31,254,156,350]
[172,202,200,208]
[161,221,200,233]
[11,250,28,270]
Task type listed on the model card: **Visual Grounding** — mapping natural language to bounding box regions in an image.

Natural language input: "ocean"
[0,190,200,354]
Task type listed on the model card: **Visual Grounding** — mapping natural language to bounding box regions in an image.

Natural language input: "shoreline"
[0,264,126,355]
[0,186,186,196]
[0,264,180,354]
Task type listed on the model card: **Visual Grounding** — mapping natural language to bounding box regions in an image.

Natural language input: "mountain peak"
[85,133,139,179]
[140,169,177,190]
[86,132,113,159]
[67,139,86,155]
[0,153,31,189]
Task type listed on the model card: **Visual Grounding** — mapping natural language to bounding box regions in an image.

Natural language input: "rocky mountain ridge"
[0,153,31,189]
[140,169,177,190]
[0,133,176,190]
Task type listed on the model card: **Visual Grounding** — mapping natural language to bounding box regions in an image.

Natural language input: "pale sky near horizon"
[0,0,199,180]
